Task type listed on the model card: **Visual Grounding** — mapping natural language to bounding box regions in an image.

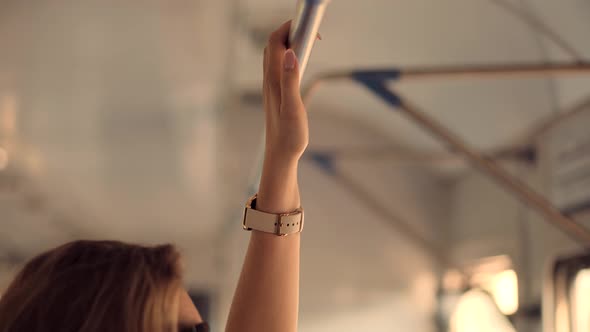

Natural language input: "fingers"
[269,20,292,46]
[280,49,303,116]
[267,21,292,106]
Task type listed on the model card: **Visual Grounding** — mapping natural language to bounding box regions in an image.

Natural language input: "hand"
[263,21,309,164]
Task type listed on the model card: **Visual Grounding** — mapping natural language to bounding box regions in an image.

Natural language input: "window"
[571,268,590,332]
[449,289,516,332]
[475,269,519,315]
[546,251,590,332]
[441,256,518,332]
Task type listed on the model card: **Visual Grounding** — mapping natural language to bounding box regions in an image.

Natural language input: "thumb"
[280,49,303,111]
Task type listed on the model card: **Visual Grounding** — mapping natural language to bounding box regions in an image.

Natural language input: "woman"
[0,21,307,332]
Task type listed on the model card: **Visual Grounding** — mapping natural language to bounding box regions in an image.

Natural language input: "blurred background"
[0,0,590,331]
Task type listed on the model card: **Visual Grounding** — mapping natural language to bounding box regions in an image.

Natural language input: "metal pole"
[395,96,590,245]
[304,95,590,167]
[301,63,590,245]
[327,166,464,274]
[401,63,590,80]
[289,0,330,81]
[310,62,590,82]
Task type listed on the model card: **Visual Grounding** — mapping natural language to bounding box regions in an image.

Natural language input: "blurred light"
[490,270,518,315]
[450,290,516,332]
[572,268,590,332]
[466,256,518,316]
[0,147,8,171]
[476,269,518,315]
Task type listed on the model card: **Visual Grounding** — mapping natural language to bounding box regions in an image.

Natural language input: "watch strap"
[243,195,304,236]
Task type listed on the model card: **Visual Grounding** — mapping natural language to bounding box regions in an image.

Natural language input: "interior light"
[487,269,519,315]
[450,290,516,332]
[465,256,519,316]
[572,269,590,332]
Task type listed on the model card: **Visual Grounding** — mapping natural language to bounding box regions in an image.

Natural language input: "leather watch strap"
[242,195,304,236]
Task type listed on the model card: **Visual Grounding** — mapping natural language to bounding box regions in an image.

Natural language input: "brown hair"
[0,240,183,332]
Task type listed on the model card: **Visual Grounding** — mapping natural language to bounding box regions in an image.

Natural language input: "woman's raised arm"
[225,21,308,332]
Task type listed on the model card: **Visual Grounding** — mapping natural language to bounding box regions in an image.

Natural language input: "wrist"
[258,155,300,213]
[263,151,300,171]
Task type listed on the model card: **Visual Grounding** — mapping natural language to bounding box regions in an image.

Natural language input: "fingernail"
[284,49,296,71]
[316,33,322,41]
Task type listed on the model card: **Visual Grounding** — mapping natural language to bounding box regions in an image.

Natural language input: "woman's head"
[0,240,203,332]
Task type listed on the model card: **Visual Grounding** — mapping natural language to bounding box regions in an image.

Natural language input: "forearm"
[225,157,301,332]
[226,20,307,332]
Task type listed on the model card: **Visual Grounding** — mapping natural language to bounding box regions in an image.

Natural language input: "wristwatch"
[242,194,304,236]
